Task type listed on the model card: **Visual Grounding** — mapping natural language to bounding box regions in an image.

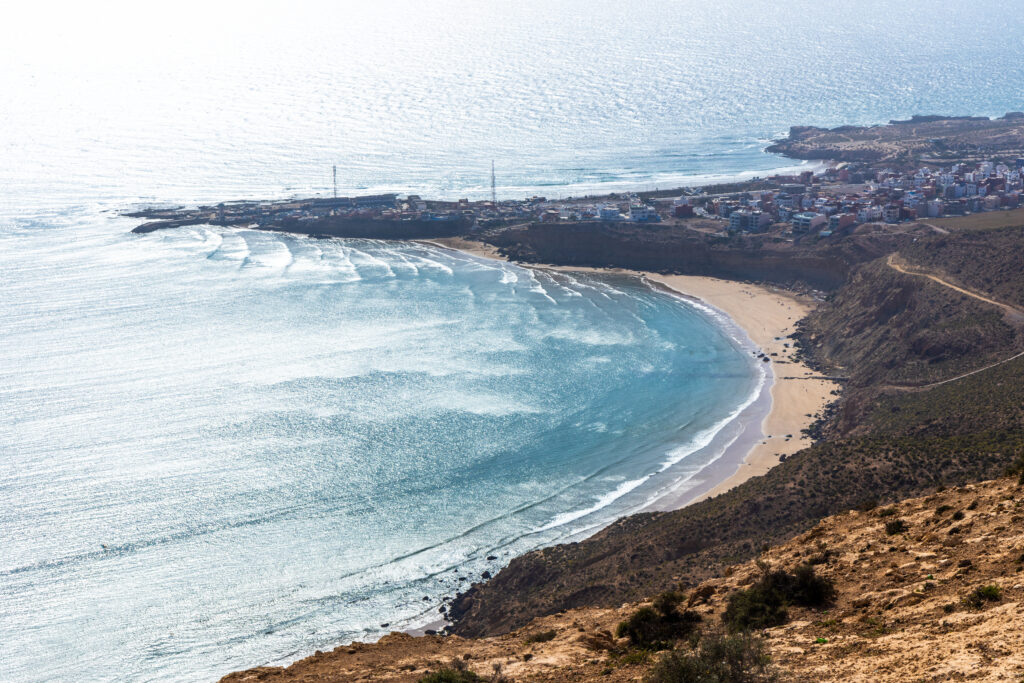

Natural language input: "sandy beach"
[422,236,838,505]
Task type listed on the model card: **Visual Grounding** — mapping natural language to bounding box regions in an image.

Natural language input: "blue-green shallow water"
[0,210,761,680]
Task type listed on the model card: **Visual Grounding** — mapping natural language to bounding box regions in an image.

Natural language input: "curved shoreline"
[418,237,838,507]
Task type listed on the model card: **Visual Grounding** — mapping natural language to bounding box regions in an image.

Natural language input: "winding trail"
[885,349,1024,392]
[886,253,1022,317]
[882,252,1024,391]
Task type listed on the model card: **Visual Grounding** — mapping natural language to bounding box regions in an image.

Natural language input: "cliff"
[484,222,901,292]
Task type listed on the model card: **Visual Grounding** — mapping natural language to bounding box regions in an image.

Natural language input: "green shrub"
[787,564,837,607]
[616,591,702,650]
[962,584,1001,610]
[524,628,557,644]
[723,564,835,632]
[723,583,788,632]
[884,519,907,535]
[645,632,775,682]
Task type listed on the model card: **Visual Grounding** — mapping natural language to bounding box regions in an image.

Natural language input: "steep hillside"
[898,225,1024,309]
[797,258,1019,389]
[223,475,1024,682]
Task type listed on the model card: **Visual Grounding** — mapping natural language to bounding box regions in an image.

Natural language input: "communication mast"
[491,160,497,204]
[333,165,338,198]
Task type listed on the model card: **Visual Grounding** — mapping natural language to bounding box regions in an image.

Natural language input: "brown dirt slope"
[797,258,1019,390]
[222,475,1024,682]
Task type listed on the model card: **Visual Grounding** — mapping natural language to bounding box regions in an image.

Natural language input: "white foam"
[534,476,650,532]
[524,269,557,304]
[658,367,766,474]
[412,255,455,276]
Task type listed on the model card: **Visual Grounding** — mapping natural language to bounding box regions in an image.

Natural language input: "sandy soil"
[422,237,837,504]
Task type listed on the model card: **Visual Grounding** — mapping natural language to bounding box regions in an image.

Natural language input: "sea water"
[1,213,761,680]
[3,1,1024,680]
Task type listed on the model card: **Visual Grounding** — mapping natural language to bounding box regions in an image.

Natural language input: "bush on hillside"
[1006,452,1024,485]
[884,519,907,535]
[523,628,556,644]
[962,584,1002,610]
[418,668,483,683]
[723,564,835,632]
[645,632,775,683]
[617,591,703,650]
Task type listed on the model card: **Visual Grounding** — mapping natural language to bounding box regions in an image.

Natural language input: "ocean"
[2,1,1023,680]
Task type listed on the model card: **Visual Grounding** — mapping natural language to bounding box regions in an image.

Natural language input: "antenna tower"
[491,161,497,204]
[332,165,338,198]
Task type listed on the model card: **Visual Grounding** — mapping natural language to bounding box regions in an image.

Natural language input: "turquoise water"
[1,212,760,680]
[2,1,1023,680]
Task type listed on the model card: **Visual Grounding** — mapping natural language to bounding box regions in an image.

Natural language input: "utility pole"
[333,165,337,198]
[491,160,497,204]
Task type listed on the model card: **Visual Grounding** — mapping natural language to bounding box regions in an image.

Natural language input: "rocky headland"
[766,113,1024,166]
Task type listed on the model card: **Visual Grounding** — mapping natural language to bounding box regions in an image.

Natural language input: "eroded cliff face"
[483,222,894,292]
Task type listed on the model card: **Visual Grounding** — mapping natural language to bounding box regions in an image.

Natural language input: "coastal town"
[130,156,1024,242]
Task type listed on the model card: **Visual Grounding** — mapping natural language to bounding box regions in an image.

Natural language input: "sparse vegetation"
[884,519,907,535]
[617,591,702,650]
[723,563,835,632]
[962,584,1002,610]
[523,628,556,644]
[645,632,775,683]
[418,659,484,683]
